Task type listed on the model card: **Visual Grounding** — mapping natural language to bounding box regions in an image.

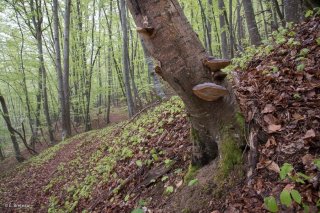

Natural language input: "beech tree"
[126,0,237,166]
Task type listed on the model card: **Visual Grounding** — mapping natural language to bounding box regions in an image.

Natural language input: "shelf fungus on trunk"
[136,27,154,35]
[192,82,229,101]
[203,57,231,72]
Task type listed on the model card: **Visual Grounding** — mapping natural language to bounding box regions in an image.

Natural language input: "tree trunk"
[284,0,300,24]
[0,95,24,162]
[53,0,69,140]
[120,0,136,118]
[62,0,72,137]
[141,40,166,100]
[243,0,262,45]
[127,0,236,166]
[218,0,229,59]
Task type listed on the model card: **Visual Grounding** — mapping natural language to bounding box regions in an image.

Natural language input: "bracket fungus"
[192,82,228,101]
[136,27,154,35]
[203,57,231,72]
[213,71,228,81]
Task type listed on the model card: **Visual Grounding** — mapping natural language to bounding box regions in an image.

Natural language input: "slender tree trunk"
[62,0,72,136]
[141,40,166,100]
[127,0,237,166]
[229,0,234,58]
[218,0,229,59]
[120,0,135,117]
[236,0,244,48]
[272,0,285,27]
[243,0,262,45]
[284,0,300,24]
[0,95,24,162]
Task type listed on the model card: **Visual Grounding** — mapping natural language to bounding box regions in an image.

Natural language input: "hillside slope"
[227,15,320,212]
[0,97,195,212]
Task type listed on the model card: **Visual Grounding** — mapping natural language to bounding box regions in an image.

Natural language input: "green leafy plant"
[264,196,278,212]
[188,178,198,186]
[164,186,174,195]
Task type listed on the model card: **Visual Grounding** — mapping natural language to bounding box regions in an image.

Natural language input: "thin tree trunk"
[120,0,135,117]
[62,0,72,136]
[243,0,262,45]
[0,95,24,162]
[218,0,229,59]
[141,40,166,100]
[284,0,300,24]
[53,0,68,140]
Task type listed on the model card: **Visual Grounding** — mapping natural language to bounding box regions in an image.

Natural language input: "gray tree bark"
[284,0,300,24]
[218,0,229,59]
[120,0,135,117]
[243,0,262,45]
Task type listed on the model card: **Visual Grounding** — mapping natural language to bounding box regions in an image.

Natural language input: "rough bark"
[243,0,262,45]
[0,95,24,162]
[126,0,236,166]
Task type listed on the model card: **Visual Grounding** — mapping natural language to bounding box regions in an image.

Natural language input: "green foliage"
[264,196,278,213]
[184,164,199,183]
[314,159,320,169]
[280,190,292,207]
[188,178,199,186]
[131,209,144,213]
[280,163,293,180]
[164,186,174,195]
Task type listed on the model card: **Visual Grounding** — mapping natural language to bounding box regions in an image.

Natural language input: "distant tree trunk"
[0,95,24,162]
[228,0,234,58]
[259,0,269,37]
[272,0,285,27]
[218,0,229,58]
[243,0,262,45]
[141,40,166,100]
[284,0,300,24]
[236,0,244,48]
[0,142,4,161]
[120,0,135,117]
[62,0,72,136]
[127,0,237,166]
[53,0,69,139]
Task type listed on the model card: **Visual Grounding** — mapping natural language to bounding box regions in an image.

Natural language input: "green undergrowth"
[45,96,186,212]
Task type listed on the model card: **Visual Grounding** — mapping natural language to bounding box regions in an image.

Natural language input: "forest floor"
[0,109,128,174]
[0,15,319,213]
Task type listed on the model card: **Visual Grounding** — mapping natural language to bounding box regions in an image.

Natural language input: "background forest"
[0,0,315,161]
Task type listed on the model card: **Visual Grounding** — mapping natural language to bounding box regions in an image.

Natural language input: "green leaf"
[124,194,130,202]
[280,190,292,207]
[264,196,278,213]
[290,189,302,204]
[280,163,293,180]
[165,186,174,194]
[314,159,320,169]
[131,208,144,213]
[305,10,313,18]
[297,64,305,72]
[161,176,169,182]
[303,203,310,213]
[316,38,320,45]
[188,179,199,186]
[136,160,143,167]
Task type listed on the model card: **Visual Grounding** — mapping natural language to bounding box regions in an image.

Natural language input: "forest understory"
[0,0,320,212]
[0,15,319,212]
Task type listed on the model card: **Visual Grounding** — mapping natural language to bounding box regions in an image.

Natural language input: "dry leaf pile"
[227,16,320,212]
